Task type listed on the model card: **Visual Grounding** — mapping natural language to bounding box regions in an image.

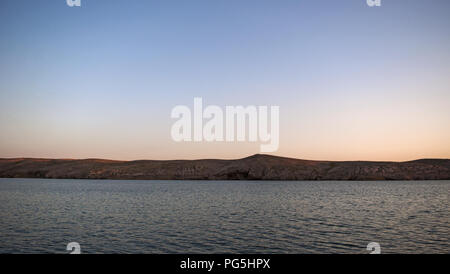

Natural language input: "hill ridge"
[1,155,449,180]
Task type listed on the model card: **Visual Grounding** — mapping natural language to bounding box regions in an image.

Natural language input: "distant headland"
[1,154,449,180]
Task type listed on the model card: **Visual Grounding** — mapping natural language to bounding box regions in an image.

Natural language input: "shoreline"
[1,154,449,181]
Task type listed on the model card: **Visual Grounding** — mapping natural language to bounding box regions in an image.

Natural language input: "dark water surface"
[0,179,448,254]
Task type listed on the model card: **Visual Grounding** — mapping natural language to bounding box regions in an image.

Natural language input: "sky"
[0,0,449,161]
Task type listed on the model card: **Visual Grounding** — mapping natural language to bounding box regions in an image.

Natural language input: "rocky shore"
[0,154,449,180]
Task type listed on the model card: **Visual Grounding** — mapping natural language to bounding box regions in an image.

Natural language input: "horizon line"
[1,154,449,163]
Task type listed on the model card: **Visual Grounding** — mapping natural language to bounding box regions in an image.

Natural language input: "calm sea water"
[0,179,448,254]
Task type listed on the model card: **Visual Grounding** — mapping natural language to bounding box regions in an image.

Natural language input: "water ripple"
[0,179,448,254]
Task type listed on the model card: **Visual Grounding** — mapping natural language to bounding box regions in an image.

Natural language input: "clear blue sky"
[1,0,449,160]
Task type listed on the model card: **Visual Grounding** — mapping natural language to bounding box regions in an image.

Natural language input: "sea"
[0,179,448,254]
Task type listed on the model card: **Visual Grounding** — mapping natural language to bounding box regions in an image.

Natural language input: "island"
[1,154,449,180]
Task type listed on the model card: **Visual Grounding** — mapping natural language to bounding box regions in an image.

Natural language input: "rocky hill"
[0,154,449,180]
